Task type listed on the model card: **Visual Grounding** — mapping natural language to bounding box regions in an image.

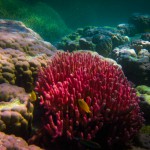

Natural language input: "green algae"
[136,85,150,104]
[136,85,150,95]
[0,0,71,42]
[140,125,150,134]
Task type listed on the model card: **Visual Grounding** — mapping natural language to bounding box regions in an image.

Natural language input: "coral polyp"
[35,51,143,146]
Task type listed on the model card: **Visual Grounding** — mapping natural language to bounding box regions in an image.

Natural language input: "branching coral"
[35,51,144,147]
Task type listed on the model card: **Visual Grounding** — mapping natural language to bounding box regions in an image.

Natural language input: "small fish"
[78,99,91,113]
[29,91,37,102]
[74,137,101,149]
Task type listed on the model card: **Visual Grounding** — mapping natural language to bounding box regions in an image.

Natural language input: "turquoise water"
[45,0,150,28]
[0,1,150,150]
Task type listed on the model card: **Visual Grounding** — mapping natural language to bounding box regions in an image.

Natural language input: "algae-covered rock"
[136,85,150,124]
[140,125,150,134]
[0,83,34,139]
[137,85,150,104]
[136,85,150,95]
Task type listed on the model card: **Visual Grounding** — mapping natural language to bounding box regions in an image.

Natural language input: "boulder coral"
[0,83,34,139]
[35,51,144,147]
[0,19,57,92]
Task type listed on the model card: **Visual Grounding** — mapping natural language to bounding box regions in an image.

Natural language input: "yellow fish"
[78,99,91,113]
[29,91,37,102]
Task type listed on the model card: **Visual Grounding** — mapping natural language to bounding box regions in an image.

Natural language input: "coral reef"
[0,19,57,92]
[131,40,150,52]
[117,23,137,37]
[35,51,143,148]
[0,83,33,139]
[129,13,150,33]
[0,131,43,150]
[112,41,150,85]
[57,26,129,57]
[141,33,150,42]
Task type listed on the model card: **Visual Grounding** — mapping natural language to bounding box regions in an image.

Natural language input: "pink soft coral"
[35,51,143,145]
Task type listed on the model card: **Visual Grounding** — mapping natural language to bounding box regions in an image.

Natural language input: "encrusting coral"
[35,51,144,148]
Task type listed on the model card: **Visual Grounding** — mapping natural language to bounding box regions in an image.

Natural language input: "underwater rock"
[34,51,143,149]
[135,134,150,149]
[129,146,149,150]
[117,23,137,36]
[0,19,57,92]
[141,33,150,42]
[129,13,150,33]
[92,34,112,56]
[66,41,79,51]
[57,26,129,57]
[0,83,34,139]
[131,39,150,52]
[79,38,95,50]
[112,43,150,85]
[0,131,43,150]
